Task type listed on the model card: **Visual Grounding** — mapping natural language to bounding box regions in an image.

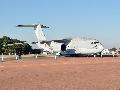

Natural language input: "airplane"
[16,24,104,56]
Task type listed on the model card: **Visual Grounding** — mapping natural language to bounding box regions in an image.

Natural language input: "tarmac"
[0,56,120,90]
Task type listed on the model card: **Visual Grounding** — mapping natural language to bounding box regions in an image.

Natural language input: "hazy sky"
[0,0,120,48]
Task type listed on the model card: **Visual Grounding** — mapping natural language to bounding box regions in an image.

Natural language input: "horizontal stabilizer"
[16,25,36,27]
[41,25,49,28]
[16,24,49,28]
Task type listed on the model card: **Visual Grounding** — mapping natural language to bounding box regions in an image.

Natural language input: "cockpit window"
[91,42,99,44]
[94,42,99,44]
[91,42,94,44]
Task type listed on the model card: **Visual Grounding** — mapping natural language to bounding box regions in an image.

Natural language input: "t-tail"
[16,24,49,42]
[16,24,52,52]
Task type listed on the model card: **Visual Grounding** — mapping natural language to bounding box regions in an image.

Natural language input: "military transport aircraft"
[16,24,104,56]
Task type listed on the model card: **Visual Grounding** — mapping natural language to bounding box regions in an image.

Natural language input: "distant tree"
[0,38,3,54]
[22,43,32,54]
[0,36,32,55]
[118,48,120,54]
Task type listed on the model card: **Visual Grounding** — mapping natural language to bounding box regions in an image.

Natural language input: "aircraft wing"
[32,42,38,44]
[52,39,71,43]
[40,39,71,44]
[32,38,71,45]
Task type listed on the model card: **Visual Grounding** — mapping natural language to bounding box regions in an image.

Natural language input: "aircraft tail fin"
[16,24,49,42]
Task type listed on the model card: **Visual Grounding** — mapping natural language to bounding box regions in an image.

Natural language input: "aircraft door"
[61,44,66,51]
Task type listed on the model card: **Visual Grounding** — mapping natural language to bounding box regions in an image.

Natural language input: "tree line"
[0,36,32,55]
